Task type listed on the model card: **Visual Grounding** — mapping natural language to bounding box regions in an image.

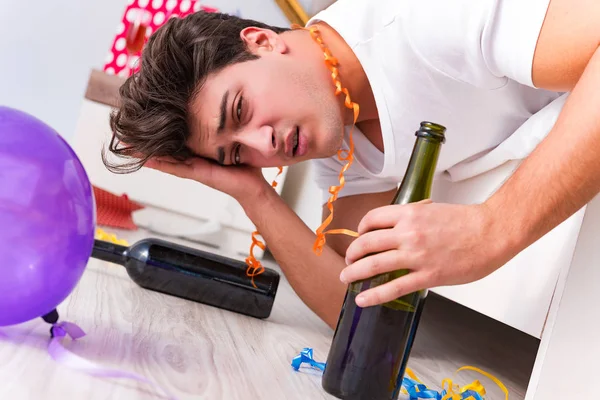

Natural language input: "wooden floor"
[0,227,539,399]
[398,292,539,399]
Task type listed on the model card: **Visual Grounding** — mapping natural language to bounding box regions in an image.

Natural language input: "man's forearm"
[486,47,600,256]
[240,186,347,329]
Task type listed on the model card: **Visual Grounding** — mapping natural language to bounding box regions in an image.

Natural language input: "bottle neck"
[91,239,129,265]
[392,124,445,205]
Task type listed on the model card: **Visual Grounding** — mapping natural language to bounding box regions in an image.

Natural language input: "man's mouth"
[292,126,299,156]
[286,126,306,159]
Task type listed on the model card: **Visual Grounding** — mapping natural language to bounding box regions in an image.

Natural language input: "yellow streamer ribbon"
[401,366,508,400]
[455,366,508,400]
[95,228,129,246]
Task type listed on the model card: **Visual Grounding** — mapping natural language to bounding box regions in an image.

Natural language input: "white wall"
[303,0,336,15]
[0,0,128,141]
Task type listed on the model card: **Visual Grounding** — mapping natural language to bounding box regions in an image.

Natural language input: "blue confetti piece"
[291,347,326,372]
[403,377,443,399]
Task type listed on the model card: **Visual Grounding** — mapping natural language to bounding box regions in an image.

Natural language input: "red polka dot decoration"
[103,0,219,77]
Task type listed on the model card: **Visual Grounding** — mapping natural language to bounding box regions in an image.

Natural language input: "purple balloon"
[0,106,95,326]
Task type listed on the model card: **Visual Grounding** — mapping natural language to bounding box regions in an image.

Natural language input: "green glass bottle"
[322,121,446,399]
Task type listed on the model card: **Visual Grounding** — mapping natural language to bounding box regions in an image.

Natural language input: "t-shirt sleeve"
[311,156,398,205]
[403,0,551,88]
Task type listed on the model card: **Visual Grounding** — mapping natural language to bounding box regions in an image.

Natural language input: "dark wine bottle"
[91,237,280,319]
[322,121,446,399]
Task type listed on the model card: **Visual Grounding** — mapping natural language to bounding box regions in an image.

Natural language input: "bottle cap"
[416,121,446,143]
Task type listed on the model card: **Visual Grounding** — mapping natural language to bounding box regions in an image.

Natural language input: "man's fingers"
[341,249,408,284]
[153,155,195,165]
[344,228,399,265]
[144,158,194,179]
[143,159,160,169]
[354,271,429,308]
[357,199,432,234]
[357,205,403,234]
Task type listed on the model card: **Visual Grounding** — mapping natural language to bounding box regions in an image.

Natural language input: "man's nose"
[239,125,277,158]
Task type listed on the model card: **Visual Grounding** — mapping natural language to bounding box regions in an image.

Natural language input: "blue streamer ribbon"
[291,348,326,372]
[291,348,486,400]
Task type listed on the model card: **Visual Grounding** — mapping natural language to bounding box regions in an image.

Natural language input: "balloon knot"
[41,308,59,324]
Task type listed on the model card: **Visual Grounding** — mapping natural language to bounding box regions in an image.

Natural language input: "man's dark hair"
[102,11,289,173]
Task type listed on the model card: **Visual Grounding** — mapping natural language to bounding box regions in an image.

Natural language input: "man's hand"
[144,157,271,201]
[339,200,514,308]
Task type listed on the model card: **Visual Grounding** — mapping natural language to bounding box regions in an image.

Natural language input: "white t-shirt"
[307,0,564,204]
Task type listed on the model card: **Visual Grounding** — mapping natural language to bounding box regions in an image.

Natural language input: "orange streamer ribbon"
[244,166,283,287]
[305,25,361,255]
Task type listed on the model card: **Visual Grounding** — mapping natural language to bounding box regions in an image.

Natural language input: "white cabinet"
[430,160,585,339]
[525,194,600,400]
[72,97,288,259]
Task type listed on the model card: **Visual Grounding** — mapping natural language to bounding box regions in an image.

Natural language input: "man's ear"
[240,27,287,55]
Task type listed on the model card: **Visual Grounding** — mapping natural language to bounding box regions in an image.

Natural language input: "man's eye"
[236,96,243,121]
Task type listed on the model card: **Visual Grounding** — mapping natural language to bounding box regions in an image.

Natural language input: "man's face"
[187,28,345,168]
